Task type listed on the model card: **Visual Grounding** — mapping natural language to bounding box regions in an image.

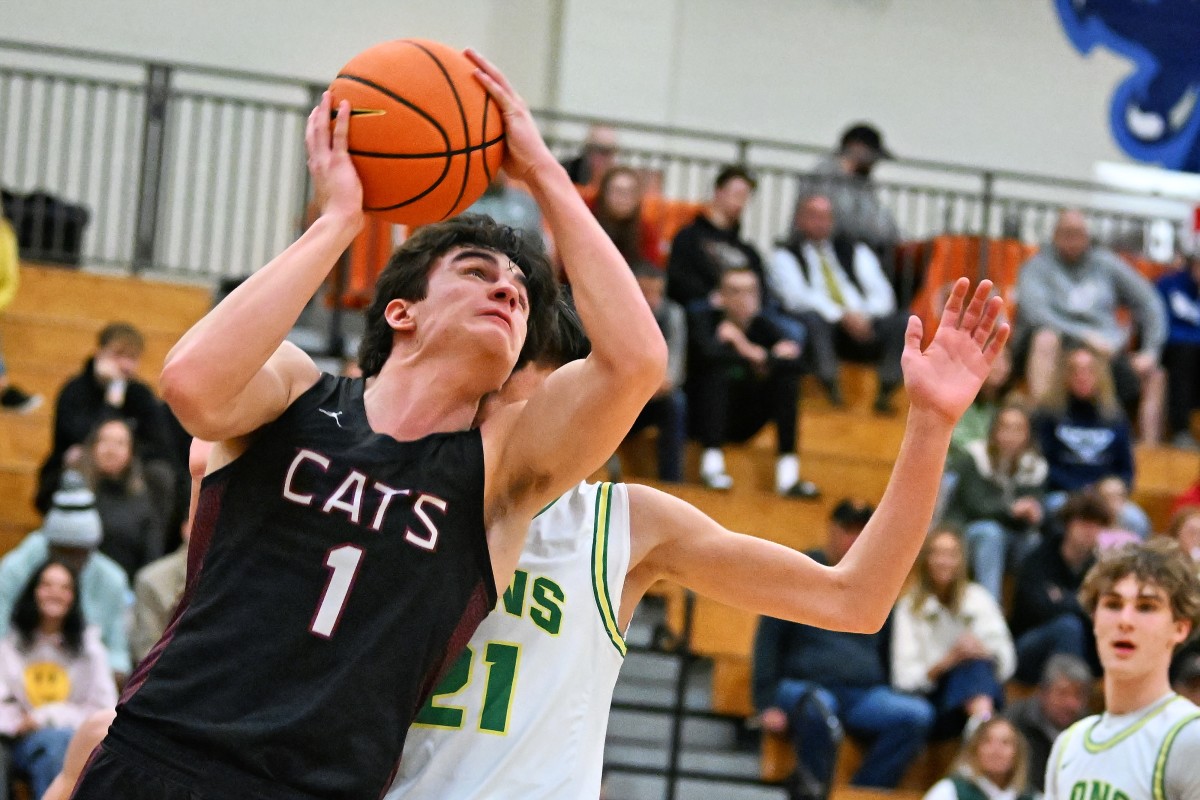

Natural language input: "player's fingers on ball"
[332,100,351,152]
[465,48,514,93]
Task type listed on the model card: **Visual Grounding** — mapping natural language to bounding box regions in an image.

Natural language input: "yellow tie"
[819,250,845,307]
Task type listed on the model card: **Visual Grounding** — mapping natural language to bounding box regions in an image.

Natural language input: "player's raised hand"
[900,278,1009,425]
[305,91,363,226]
[466,48,557,185]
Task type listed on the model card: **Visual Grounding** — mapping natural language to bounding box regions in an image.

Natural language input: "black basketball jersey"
[108,374,497,800]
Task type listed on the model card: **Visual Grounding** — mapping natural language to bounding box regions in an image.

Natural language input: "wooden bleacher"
[0,263,210,549]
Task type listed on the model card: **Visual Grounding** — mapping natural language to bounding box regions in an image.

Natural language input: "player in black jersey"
[72,51,667,800]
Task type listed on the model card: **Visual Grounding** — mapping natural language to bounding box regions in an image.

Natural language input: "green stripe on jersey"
[591,482,626,656]
[1153,711,1200,800]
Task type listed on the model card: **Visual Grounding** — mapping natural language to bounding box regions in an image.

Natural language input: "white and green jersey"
[389,481,630,799]
[1046,693,1200,800]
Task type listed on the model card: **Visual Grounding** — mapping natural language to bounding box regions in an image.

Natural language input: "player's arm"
[624,280,1008,633]
[160,93,361,442]
[41,708,116,800]
[472,54,666,511]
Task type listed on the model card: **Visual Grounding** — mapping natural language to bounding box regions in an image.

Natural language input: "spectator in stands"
[950,344,1015,458]
[1009,490,1108,684]
[130,516,187,665]
[768,194,907,412]
[0,211,41,413]
[1164,507,1200,568]
[921,716,1035,800]
[666,165,763,309]
[942,404,1047,602]
[1034,345,1135,503]
[1173,651,1200,706]
[76,417,164,582]
[0,476,131,679]
[463,172,547,252]
[686,267,817,497]
[131,438,207,665]
[615,264,686,483]
[797,123,901,258]
[589,167,664,267]
[891,528,1016,740]
[0,560,116,800]
[754,500,934,799]
[36,322,176,525]
[560,124,618,188]
[1094,475,1151,545]
[1007,654,1092,793]
[1156,252,1200,450]
[1015,209,1167,441]
[1171,463,1200,517]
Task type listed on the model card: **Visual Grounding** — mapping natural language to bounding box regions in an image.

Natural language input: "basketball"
[329,39,506,226]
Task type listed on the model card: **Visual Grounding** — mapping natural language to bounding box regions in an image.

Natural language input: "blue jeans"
[12,727,73,798]
[630,389,687,482]
[773,680,934,789]
[929,658,1004,739]
[1015,614,1089,684]
[964,520,1040,601]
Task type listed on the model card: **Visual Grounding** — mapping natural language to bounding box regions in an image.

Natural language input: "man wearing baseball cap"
[0,472,130,678]
[796,122,902,259]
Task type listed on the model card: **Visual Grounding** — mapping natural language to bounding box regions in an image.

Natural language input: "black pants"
[687,365,800,454]
[1163,341,1200,435]
[797,311,906,393]
[72,744,202,800]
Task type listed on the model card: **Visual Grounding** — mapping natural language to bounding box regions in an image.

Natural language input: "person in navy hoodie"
[1157,253,1200,450]
[1033,345,1134,514]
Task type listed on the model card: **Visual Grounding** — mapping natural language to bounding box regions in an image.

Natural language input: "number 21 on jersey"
[414,642,521,735]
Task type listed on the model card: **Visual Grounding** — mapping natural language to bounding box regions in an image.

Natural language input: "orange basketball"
[329,40,506,226]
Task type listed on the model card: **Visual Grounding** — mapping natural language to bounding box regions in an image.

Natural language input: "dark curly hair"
[357,214,559,379]
[12,560,85,656]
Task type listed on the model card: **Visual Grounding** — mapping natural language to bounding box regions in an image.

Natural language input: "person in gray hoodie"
[1015,209,1166,441]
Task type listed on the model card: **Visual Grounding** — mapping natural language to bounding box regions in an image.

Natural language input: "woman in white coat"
[892,528,1016,739]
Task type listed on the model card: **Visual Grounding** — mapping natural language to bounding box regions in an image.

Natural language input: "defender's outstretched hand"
[901,278,1009,424]
[305,91,363,225]
[466,48,558,185]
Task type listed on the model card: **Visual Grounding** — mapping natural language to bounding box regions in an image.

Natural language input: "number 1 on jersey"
[310,544,363,638]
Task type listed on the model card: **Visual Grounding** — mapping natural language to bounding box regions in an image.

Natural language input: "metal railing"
[1,38,1195,289]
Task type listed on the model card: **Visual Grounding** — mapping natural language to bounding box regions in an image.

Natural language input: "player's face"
[35,564,75,626]
[975,721,1019,786]
[1093,576,1190,680]
[418,246,530,379]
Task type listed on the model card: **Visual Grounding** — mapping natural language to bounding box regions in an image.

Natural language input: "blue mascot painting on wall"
[1054,0,1200,174]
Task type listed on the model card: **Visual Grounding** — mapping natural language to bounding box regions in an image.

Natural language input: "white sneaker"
[700,448,733,491]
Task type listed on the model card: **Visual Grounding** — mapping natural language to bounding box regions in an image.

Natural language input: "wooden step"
[0,315,184,387]
[0,461,40,530]
[10,263,211,331]
[0,413,50,463]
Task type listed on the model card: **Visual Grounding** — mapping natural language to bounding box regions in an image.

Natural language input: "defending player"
[390,277,1009,799]
[72,53,666,800]
[1046,540,1200,800]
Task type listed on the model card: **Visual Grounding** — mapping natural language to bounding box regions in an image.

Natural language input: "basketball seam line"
[347,132,504,160]
[409,41,473,221]
[334,71,455,211]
